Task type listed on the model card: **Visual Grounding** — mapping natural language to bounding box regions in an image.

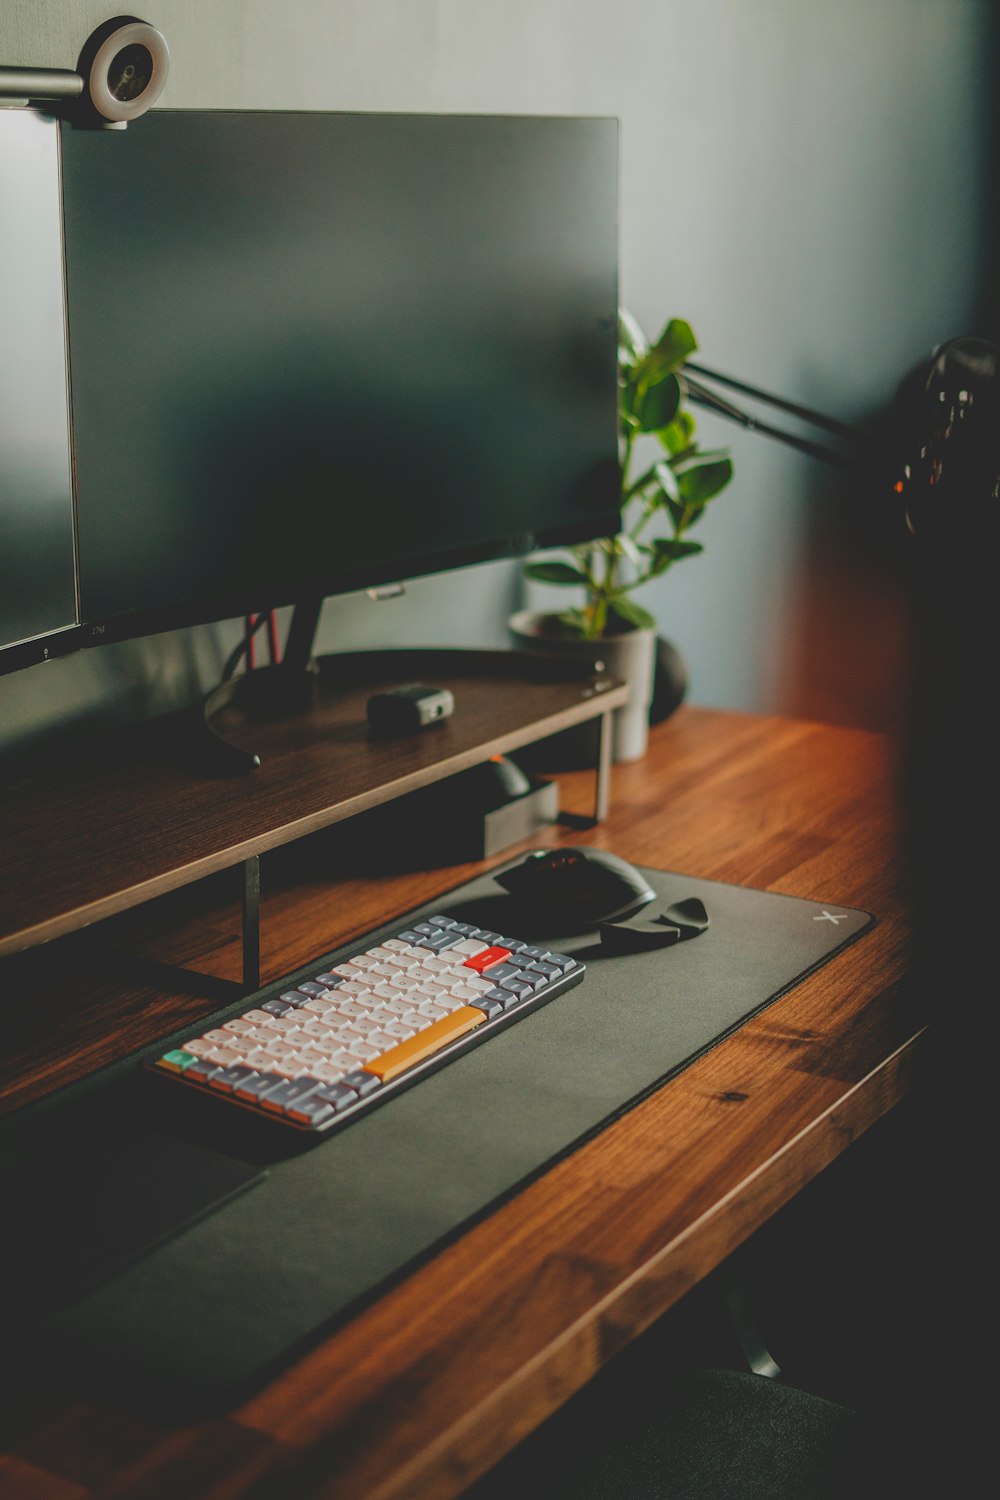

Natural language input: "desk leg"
[242,855,261,993]
[593,709,611,824]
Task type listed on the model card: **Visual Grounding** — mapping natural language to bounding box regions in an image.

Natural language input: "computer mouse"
[495,846,656,927]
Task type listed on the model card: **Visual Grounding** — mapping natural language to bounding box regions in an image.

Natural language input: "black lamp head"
[892,335,999,538]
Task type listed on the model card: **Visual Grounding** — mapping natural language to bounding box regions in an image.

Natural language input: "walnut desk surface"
[0,706,920,1500]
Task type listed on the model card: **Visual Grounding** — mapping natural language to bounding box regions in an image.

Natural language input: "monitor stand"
[195,597,324,774]
[194,597,614,779]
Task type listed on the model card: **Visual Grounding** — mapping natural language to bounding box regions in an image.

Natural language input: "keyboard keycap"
[363,1006,485,1082]
[149,914,582,1132]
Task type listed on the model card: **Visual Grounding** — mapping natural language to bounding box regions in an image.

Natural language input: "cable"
[222,612,271,683]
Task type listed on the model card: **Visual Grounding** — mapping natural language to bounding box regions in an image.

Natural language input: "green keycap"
[159,1049,196,1072]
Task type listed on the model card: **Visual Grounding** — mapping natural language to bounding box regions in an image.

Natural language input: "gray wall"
[1,0,993,753]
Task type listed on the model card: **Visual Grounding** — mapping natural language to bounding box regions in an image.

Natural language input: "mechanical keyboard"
[149,914,584,1134]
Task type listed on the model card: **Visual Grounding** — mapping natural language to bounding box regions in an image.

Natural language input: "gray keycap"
[481,962,521,982]
[538,951,575,972]
[209,1064,257,1093]
[260,1077,322,1113]
[498,976,533,1001]
[234,1071,285,1102]
[185,1058,222,1083]
[312,1081,359,1110]
[341,1070,381,1097]
[525,959,562,981]
[262,998,292,1016]
[285,1095,337,1127]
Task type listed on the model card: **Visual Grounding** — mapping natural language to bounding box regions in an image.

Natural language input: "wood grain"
[0,651,626,956]
[0,706,920,1499]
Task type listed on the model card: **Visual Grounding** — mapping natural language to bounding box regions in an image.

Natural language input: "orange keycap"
[362,1006,485,1082]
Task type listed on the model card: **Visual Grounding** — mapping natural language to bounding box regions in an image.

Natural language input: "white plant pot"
[508,610,656,763]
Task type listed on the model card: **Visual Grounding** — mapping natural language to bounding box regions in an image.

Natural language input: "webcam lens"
[107,43,153,101]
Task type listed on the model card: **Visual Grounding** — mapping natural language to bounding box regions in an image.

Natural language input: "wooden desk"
[0,706,920,1500]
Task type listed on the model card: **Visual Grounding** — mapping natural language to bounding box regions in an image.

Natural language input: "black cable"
[221,612,271,683]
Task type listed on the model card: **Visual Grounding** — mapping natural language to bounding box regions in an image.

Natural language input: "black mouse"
[495,846,656,927]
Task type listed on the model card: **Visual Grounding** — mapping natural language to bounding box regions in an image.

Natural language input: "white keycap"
[336,999,373,1019]
[374,997,408,1017]
[309,1061,349,1083]
[370,961,404,979]
[184,1037,219,1060]
[350,1041,381,1061]
[245,1048,279,1070]
[338,980,373,999]
[428,992,467,1013]
[447,982,484,1003]
[456,972,493,994]
[450,938,489,957]
[328,1050,364,1074]
[271,1055,308,1078]
[384,973,419,993]
[381,1020,416,1041]
[302,1018,337,1038]
[206,1045,243,1067]
[301,995,338,1014]
[270,1016,303,1036]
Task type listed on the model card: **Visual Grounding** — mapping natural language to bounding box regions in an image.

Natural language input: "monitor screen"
[0,110,78,671]
[51,109,620,650]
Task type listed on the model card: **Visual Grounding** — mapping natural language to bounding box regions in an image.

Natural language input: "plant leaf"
[678,458,734,505]
[635,373,681,432]
[649,537,705,563]
[657,410,697,454]
[672,447,731,472]
[652,317,698,369]
[609,596,657,630]
[616,532,642,568]
[618,308,648,367]
[653,460,680,502]
[523,560,589,586]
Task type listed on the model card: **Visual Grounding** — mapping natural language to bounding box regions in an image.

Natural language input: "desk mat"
[8,866,873,1416]
[0,1128,266,1302]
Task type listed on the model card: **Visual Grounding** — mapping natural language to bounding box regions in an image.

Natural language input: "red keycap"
[463,945,512,973]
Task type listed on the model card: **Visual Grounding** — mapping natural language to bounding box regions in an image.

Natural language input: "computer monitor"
[0,108,621,677]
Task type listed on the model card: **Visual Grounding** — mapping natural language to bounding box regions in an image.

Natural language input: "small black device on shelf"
[366,683,455,736]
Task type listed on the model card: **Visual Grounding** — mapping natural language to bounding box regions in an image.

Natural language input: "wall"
[0,0,994,754]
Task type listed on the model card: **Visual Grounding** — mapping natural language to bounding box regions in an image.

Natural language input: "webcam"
[0,16,168,127]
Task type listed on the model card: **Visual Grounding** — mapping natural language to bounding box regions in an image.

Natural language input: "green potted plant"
[510,310,734,760]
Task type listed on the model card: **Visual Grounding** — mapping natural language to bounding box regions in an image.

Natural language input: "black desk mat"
[0,1129,266,1302]
[5,866,873,1416]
